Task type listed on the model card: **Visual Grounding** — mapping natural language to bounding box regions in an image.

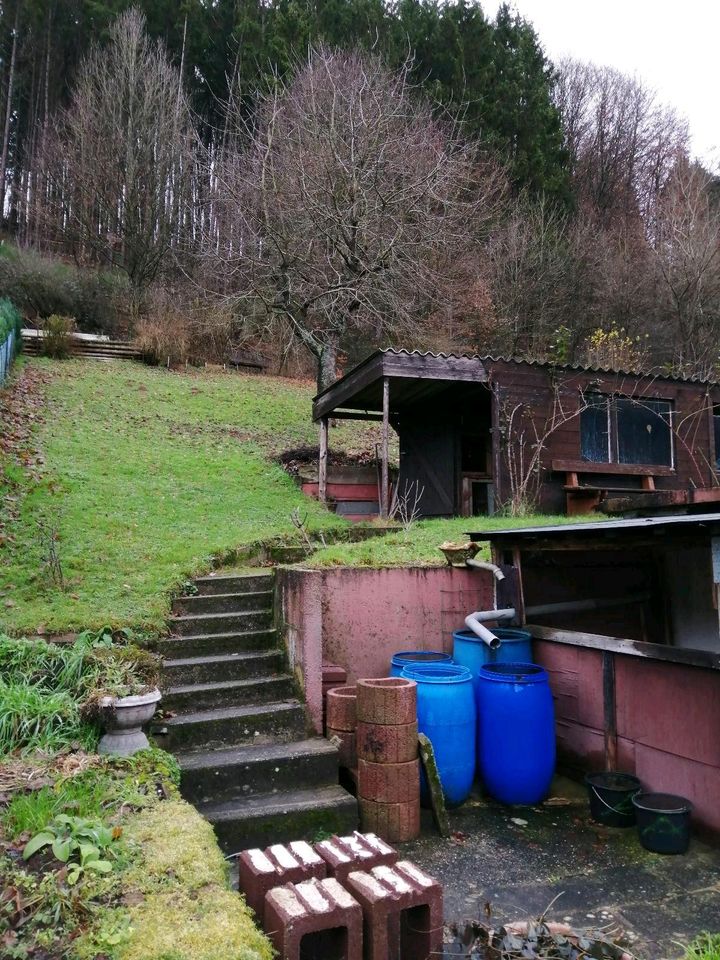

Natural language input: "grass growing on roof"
[1,358,382,634]
[307,514,600,568]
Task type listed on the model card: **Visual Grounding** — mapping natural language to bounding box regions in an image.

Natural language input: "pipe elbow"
[465,557,506,581]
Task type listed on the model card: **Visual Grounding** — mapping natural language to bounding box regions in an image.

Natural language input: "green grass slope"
[1,359,378,634]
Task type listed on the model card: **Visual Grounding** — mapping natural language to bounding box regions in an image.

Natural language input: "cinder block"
[358,758,420,804]
[356,721,418,764]
[345,860,443,960]
[326,685,357,732]
[315,831,397,883]
[237,841,326,922]
[356,678,417,725]
[326,726,357,768]
[359,798,420,843]
[264,877,363,960]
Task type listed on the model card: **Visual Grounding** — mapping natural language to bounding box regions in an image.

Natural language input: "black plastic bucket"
[585,772,642,827]
[632,792,692,854]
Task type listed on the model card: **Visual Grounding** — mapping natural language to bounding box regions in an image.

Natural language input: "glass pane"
[714,408,720,468]
[581,396,609,462]
[616,398,672,466]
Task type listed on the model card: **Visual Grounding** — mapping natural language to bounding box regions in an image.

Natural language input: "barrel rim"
[401,663,473,684]
[632,791,693,815]
[478,661,547,683]
[391,650,452,664]
[453,627,531,644]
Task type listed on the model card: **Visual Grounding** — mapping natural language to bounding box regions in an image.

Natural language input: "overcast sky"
[485,0,719,168]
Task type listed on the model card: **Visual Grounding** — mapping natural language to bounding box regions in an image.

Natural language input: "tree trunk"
[0,0,21,226]
[317,334,339,392]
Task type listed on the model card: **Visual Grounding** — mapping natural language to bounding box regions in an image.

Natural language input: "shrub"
[41,313,77,358]
[0,296,22,343]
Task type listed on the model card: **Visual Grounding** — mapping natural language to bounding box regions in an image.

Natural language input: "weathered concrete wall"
[277,565,495,733]
[535,638,720,838]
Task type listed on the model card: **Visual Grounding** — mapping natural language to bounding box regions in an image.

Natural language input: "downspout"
[464,558,510,649]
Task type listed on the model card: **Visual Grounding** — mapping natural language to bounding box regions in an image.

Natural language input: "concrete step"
[162,650,283,685]
[202,784,358,853]
[177,737,341,806]
[194,572,274,596]
[163,674,295,713]
[158,627,278,659]
[168,609,272,637]
[155,700,305,751]
[172,591,274,617]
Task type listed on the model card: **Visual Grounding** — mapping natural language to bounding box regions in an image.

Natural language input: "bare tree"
[35,8,195,320]
[207,47,506,391]
[652,158,720,376]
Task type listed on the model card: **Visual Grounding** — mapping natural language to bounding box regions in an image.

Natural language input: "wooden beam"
[380,377,389,518]
[326,410,384,422]
[318,417,328,504]
[602,651,618,770]
[551,458,675,477]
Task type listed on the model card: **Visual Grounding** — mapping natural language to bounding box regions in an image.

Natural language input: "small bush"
[0,296,22,343]
[42,313,77,358]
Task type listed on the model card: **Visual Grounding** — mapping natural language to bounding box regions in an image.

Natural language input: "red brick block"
[323,663,348,685]
[356,720,418,764]
[359,798,421,843]
[326,726,357,768]
[237,841,326,923]
[344,860,443,960]
[264,877,363,960]
[315,831,397,883]
[358,759,420,804]
[326,685,357,732]
[357,678,417,725]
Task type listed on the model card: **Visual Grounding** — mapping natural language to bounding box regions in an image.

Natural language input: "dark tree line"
[1,0,719,383]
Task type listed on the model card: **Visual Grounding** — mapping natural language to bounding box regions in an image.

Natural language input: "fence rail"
[0,329,16,385]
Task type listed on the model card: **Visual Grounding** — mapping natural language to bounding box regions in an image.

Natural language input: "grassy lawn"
[1,359,384,635]
[308,514,597,567]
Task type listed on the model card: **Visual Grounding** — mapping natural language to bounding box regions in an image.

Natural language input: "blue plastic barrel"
[390,650,452,677]
[401,663,476,806]
[477,662,555,805]
[453,628,533,696]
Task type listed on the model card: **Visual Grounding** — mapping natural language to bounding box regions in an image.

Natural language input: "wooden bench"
[551,459,675,515]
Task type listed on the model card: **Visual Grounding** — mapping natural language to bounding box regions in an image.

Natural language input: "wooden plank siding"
[485,359,720,514]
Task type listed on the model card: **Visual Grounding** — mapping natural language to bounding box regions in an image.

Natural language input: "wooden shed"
[312,349,720,517]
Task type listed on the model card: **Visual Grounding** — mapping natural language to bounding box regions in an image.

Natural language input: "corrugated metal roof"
[377,347,716,386]
[468,513,720,541]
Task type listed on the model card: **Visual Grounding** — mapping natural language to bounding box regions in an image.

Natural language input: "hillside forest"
[0,0,718,386]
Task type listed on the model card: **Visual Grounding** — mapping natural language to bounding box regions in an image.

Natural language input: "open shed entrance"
[312,350,494,519]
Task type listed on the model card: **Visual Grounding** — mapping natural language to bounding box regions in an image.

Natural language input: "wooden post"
[381,377,390,518]
[603,650,618,771]
[319,417,328,504]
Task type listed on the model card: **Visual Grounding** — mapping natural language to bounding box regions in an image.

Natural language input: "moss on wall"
[75,800,273,960]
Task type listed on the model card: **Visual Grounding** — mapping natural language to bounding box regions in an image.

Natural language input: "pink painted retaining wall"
[535,638,720,839]
[277,566,495,733]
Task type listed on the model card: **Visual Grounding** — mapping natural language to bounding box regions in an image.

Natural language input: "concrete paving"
[400,777,720,959]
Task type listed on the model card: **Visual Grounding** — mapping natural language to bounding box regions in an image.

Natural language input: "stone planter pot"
[98,688,161,756]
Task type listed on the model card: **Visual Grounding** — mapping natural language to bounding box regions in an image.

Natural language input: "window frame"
[580,392,674,469]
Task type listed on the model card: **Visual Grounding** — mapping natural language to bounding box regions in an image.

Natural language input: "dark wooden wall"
[486,360,719,513]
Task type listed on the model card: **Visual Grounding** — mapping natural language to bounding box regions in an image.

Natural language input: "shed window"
[581,395,673,466]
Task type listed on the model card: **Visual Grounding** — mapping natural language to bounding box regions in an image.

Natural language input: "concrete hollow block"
[356,721,418,764]
[326,726,357,769]
[344,860,443,960]
[358,758,420,804]
[356,677,417,725]
[314,830,398,883]
[264,877,363,960]
[326,685,358,732]
[237,841,327,923]
[359,798,421,844]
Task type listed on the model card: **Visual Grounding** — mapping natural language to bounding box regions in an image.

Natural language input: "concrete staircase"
[156,570,357,851]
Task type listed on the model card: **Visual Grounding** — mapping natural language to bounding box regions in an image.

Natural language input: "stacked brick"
[355,678,420,843]
[325,684,357,771]
[237,832,442,960]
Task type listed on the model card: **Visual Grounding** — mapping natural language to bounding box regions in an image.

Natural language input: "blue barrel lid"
[391,650,452,665]
[453,628,531,644]
[401,663,473,684]
[478,662,548,684]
